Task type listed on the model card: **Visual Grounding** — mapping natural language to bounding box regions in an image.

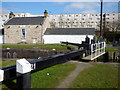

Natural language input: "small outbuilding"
[44,28,95,44]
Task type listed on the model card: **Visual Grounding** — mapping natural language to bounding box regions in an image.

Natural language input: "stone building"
[4,14,50,44]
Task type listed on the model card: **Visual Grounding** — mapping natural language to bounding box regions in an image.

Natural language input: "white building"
[0,12,119,31]
[44,28,95,44]
[0,29,4,44]
[48,13,119,31]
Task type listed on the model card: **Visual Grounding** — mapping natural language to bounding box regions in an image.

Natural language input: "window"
[89,25,92,27]
[74,18,77,20]
[76,15,78,17]
[89,18,92,20]
[106,14,109,16]
[53,19,55,21]
[74,25,77,27]
[96,14,98,16]
[82,18,84,20]
[81,25,84,27]
[97,18,100,20]
[113,14,115,16]
[21,28,26,39]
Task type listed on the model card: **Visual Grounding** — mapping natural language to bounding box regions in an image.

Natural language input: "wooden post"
[102,52,109,62]
[113,52,115,62]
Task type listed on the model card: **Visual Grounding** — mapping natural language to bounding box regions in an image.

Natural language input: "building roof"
[44,28,95,35]
[4,16,45,25]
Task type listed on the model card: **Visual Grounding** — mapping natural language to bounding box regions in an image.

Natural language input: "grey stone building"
[4,16,50,44]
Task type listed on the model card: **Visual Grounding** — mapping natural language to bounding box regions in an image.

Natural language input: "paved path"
[56,61,92,88]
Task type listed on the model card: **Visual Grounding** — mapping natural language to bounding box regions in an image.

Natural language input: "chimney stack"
[44,10,48,17]
[9,11,15,19]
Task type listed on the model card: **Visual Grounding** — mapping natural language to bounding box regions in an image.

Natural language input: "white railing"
[91,42,106,60]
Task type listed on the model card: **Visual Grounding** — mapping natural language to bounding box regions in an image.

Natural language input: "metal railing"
[91,42,106,60]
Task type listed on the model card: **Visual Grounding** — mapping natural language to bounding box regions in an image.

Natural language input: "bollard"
[113,52,115,62]
[16,58,31,90]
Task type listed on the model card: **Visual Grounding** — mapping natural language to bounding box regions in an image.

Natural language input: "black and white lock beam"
[0,69,4,84]
[16,58,32,89]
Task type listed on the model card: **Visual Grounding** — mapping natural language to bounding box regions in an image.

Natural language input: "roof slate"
[44,28,95,35]
[4,16,45,25]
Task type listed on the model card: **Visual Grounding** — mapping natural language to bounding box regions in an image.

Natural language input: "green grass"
[1,61,76,88]
[0,61,16,68]
[106,47,119,52]
[70,63,119,88]
[31,63,76,88]
[2,44,75,50]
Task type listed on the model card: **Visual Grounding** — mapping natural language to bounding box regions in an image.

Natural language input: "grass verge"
[2,44,74,50]
[106,47,119,52]
[31,63,76,88]
[70,63,119,88]
[1,61,76,88]
[1,61,16,68]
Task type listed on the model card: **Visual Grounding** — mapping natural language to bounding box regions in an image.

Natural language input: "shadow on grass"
[2,79,16,89]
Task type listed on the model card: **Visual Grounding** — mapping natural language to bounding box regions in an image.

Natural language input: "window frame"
[21,27,26,39]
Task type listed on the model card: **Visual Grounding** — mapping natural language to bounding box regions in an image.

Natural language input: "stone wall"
[4,25,42,44]
[2,48,70,59]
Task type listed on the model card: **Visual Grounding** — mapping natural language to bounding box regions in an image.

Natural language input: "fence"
[0,49,85,89]
[91,42,106,60]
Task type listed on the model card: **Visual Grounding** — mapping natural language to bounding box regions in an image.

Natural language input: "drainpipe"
[41,24,43,44]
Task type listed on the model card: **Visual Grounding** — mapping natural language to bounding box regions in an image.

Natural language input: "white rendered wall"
[44,35,94,44]
[0,35,3,44]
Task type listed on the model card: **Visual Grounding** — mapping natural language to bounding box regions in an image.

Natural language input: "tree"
[105,21,119,42]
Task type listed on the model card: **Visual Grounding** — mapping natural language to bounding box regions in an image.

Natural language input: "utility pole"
[99,0,103,42]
